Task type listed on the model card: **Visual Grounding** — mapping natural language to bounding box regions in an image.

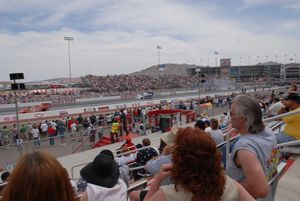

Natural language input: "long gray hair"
[232,95,265,134]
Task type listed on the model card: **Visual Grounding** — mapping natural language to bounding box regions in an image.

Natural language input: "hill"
[131,63,196,78]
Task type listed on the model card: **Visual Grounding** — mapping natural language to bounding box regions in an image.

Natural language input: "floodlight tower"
[64,36,74,87]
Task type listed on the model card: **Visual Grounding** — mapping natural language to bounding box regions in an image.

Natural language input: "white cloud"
[284,2,300,11]
[0,0,299,81]
[244,0,292,5]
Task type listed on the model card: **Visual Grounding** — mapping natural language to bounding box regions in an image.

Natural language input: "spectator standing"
[110,118,121,143]
[27,123,33,141]
[77,114,84,125]
[48,125,56,146]
[40,121,48,138]
[120,109,129,136]
[2,126,10,145]
[88,124,96,147]
[19,124,28,141]
[31,124,40,147]
[83,117,90,129]
[57,121,66,145]
[10,125,18,144]
[50,120,57,134]
[70,121,77,140]
[208,118,224,145]
[90,114,97,125]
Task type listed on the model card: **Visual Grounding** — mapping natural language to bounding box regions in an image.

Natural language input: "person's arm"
[234,180,255,201]
[236,150,269,198]
[80,191,88,201]
[144,164,172,201]
[276,106,289,121]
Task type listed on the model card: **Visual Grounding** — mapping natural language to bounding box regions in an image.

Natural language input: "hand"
[162,146,171,155]
[155,163,173,183]
[278,106,287,115]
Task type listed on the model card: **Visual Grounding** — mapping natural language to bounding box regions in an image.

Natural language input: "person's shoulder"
[147,154,170,165]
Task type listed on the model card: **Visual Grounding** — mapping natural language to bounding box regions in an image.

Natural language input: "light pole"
[196,67,201,101]
[240,56,243,66]
[275,55,278,62]
[156,45,163,87]
[9,73,25,156]
[248,56,251,65]
[157,45,162,69]
[214,51,218,77]
[284,54,287,83]
[257,56,260,64]
[64,36,74,87]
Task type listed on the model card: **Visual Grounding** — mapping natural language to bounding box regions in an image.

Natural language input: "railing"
[263,109,300,123]
[70,145,159,180]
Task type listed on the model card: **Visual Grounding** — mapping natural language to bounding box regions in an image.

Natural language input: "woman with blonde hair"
[2,151,77,201]
[144,127,254,201]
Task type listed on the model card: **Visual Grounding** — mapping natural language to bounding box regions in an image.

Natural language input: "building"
[187,62,300,84]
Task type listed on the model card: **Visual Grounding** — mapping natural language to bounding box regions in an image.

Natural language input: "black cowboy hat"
[80,153,119,188]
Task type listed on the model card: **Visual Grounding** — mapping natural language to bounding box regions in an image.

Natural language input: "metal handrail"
[115,146,159,157]
[263,109,300,123]
[217,134,239,148]
[129,166,146,171]
[269,121,285,131]
[70,145,159,180]
[278,140,300,148]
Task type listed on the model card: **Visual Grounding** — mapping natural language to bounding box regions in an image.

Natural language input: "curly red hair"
[172,127,225,201]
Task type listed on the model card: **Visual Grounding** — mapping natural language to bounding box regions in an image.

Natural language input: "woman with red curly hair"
[144,127,254,201]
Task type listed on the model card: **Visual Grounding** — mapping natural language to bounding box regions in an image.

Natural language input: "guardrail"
[70,145,159,180]
[263,109,300,123]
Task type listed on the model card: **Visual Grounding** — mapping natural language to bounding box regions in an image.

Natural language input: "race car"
[18,103,51,114]
[136,91,154,99]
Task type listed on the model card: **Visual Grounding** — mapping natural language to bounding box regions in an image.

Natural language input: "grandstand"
[0,84,299,200]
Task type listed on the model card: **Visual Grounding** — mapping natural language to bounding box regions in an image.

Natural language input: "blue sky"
[0,0,299,81]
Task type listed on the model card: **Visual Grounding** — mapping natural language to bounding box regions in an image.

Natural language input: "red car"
[19,103,51,114]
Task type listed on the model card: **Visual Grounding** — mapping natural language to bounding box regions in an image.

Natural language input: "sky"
[0,0,300,82]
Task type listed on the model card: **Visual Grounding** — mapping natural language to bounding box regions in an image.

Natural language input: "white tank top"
[86,178,127,201]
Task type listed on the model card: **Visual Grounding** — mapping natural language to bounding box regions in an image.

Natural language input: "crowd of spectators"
[1,85,299,201]
[82,74,200,94]
[0,87,277,147]
[0,73,221,105]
